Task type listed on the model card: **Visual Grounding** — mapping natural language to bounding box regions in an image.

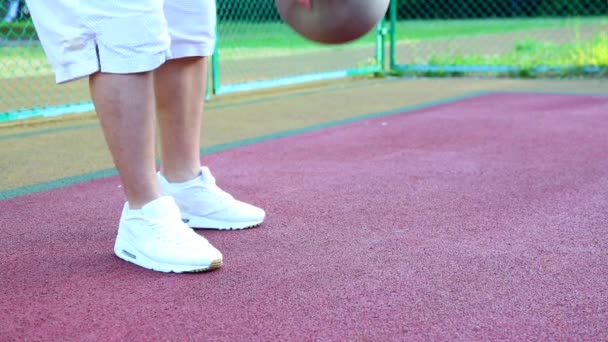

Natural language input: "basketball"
[275,0,390,45]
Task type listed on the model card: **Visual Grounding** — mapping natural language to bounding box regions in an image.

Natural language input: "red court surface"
[1,92,607,340]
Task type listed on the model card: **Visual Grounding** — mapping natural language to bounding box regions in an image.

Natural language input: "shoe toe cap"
[153,237,223,266]
[234,201,266,221]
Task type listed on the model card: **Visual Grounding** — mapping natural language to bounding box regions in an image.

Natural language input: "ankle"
[127,194,163,210]
[160,167,201,184]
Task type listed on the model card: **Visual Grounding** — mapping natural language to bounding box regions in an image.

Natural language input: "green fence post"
[376,18,386,72]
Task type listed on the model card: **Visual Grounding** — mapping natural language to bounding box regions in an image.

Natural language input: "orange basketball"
[276,0,390,45]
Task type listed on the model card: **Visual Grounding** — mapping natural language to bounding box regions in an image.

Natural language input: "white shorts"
[26,0,216,84]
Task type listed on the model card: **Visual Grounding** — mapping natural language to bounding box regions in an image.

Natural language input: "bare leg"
[153,57,266,230]
[89,72,161,209]
[154,56,208,183]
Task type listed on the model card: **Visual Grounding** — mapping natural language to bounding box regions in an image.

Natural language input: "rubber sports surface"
[1,88,607,340]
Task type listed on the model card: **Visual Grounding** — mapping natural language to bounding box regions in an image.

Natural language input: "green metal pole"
[375,18,386,72]
[389,0,397,70]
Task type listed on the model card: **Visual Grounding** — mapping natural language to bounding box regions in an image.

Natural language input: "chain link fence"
[2,0,606,122]
[0,0,384,122]
[389,0,608,75]
[212,0,384,95]
[0,0,93,122]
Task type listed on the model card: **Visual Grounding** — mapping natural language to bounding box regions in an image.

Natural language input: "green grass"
[4,17,604,48]
[392,17,607,41]
[1,17,607,78]
[216,17,607,50]
[424,32,608,77]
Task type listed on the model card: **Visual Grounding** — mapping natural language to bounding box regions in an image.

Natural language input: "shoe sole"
[114,237,223,273]
[183,216,264,230]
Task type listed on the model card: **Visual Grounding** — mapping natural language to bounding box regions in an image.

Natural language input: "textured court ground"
[1,78,607,340]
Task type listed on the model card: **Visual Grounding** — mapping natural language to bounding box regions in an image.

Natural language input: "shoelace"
[191,172,234,203]
[154,217,202,247]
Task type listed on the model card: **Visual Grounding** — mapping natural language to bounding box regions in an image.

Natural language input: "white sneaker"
[113,196,223,273]
[158,167,266,230]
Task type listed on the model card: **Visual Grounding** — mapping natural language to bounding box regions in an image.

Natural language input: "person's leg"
[89,72,161,209]
[155,0,214,183]
[154,56,207,183]
[91,71,222,272]
[155,0,265,230]
[26,0,223,272]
